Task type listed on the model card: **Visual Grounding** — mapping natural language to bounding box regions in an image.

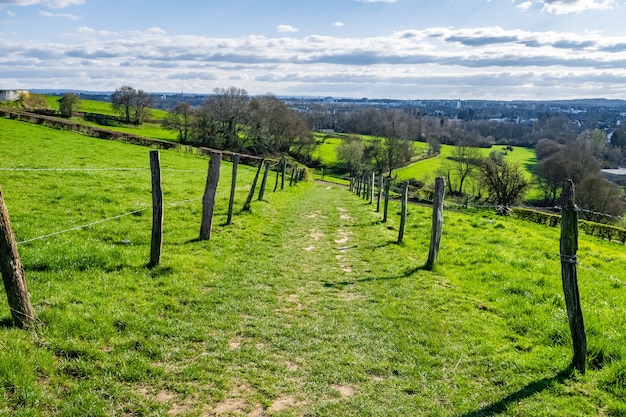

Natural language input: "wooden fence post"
[560,179,587,373]
[148,150,163,268]
[425,177,446,271]
[0,186,35,328]
[258,161,270,200]
[199,152,222,240]
[226,154,239,225]
[370,171,376,204]
[398,181,409,243]
[289,166,295,187]
[321,168,325,180]
[274,158,283,192]
[376,174,383,212]
[280,158,286,190]
[383,179,390,223]
[244,159,264,211]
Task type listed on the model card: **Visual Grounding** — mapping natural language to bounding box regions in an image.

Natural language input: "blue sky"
[1,0,626,100]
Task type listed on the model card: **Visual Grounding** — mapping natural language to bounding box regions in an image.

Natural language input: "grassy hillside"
[1,118,626,416]
[43,94,169,119]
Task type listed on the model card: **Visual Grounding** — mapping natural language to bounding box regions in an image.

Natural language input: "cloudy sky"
[1,0,626,100]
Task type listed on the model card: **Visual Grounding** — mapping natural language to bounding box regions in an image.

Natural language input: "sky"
[2,0,626,100]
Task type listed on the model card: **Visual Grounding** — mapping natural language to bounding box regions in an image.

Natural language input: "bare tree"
[163,102,194,144]
[132,89,153,125]
[111,85,136,123]
[479,158,529,206]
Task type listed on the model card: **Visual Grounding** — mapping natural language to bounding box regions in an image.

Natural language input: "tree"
[336,136,366,176]
[111,86,152,125]
[442,144,481,195]
[575,174,624,223]
[131,89,153,125]
[58,92,80,117]
[111,85,136,123]
[479,158,529,206]
[163,102,193,144]
[192,87,250,151]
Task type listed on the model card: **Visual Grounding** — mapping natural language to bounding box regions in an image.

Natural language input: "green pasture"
[0,117,625,416]
[43,95,169,120]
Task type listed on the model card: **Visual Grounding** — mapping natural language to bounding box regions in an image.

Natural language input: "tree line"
[162,87,315,162]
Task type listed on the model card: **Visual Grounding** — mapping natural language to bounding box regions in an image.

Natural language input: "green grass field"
[1,117,625,416]
[43,95,169,120]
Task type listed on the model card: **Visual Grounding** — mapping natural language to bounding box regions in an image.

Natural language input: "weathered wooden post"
[226,153,239,225]
[560,179,587,373]
[370,171,375,204]
[244,159,264,211]
[321,168,325,180]
[425,177,446,271]
[289,166,295,187]
[281,158,286,190]
[274,158,283,192]
[0,187,35,328]
[258,161,270,200]
[397,181,409,243]
[383,179,390,223]
[148,150,163,268]
[199,152,222,240]
[376,174,383,212]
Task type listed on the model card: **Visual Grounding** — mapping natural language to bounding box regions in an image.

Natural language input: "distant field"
[43,94,169,119]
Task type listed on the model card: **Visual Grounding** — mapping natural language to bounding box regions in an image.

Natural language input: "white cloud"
[4,25,626,99]
[539,0,615,14]
[334,21,344,27]
[6,10,15,16]
[516,1,533,11]
[276,24,298,33]
[0,0,85,8]
[39,10,79,20]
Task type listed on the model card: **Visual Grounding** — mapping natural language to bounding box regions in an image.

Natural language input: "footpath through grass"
[1,118,626,416]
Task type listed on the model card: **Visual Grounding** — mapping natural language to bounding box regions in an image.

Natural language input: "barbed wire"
[15,196,210,245]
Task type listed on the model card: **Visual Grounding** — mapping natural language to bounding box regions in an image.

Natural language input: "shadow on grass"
[323,265,425,289]
[0,317,14,328]
[456,367,573,417]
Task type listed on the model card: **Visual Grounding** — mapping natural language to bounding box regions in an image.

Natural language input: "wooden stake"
[425,177,446,271]
[148,150,163,268]
[0,186,35,328]
[560,179,587,373]
[226,154,239,225]
[398,181,409,243]
[244,159,264,210]
[370,171,376,204]
[376,174,383,212]
[281,158,286,190]
[199,152,222,240]
[383,179,390,223]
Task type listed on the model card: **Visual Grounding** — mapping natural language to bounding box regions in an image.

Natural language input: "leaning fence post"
[244,159,264,211]
[383,179,390,223]
[289,166,295,187]
[281,158,286,190]
[560,179,587,373]
[258,161,270,200]
[199,152,222,240]
[397,181,409,243]
[425,177,446,271]
[0,186,35,328]
[148,150,163,268]
[226,154,239,225]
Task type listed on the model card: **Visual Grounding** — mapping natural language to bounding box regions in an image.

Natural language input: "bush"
[512,208,626,243]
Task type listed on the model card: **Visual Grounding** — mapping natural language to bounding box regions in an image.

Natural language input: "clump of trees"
[533,129,624,222]
[111,86,153,125]
[162,87,315,161]
[333,109,416,178]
